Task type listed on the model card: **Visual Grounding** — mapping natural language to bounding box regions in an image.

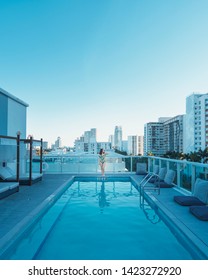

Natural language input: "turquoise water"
[8,178,194,260]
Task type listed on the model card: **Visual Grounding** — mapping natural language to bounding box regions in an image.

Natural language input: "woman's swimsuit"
[99,154,106,164]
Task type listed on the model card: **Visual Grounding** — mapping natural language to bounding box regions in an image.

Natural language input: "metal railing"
[41,154,208,194]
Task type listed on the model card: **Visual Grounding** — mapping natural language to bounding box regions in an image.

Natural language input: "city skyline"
[1,1,208,146]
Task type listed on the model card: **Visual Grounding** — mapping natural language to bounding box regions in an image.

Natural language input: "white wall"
[7,98,27,138]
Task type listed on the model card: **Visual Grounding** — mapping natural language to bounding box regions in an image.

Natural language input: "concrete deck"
[0,174,208,259]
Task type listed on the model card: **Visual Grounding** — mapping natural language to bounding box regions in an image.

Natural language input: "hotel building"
[184,93,208,153]
[144,116,184,156]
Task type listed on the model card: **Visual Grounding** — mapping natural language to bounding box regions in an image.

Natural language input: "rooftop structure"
[0,87,28,138]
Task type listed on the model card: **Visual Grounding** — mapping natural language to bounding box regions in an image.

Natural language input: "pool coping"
[143,190,208,259]
[0,176,75,259]
[0,174,208,260]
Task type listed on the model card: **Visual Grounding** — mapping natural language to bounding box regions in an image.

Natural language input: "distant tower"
[55,136,62,148]
[114,126,122,150]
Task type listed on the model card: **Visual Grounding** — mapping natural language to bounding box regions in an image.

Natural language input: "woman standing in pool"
[98,149,107,176]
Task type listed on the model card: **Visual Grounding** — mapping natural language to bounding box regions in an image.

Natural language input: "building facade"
[55,137,62,148]
[144,121,165,156]
[144,116,184,156]
[114,126,122,150]
[0,87,28,138]
[138,135,144,155]
[163,115,184,153]
[127,135,138,155]
[74,128,112,154]
[184,93,208,153]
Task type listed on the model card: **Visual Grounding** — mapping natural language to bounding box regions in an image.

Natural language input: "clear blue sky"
[1,0,208,146]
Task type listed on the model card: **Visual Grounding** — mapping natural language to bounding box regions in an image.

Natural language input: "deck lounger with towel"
[174,178,208,206]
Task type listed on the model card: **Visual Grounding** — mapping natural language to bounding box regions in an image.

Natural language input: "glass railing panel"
[168,161,177,185]
[195,165,207,180]
[20,140,30,177]
[131,157,148,173]
[122,157,131,172]
[180,162,192,191]
[148,158,153,173]
[43,155,64,173]
[60,156,79,173]
[78,156,98,173]
[32,140,42,174]
[160,159,167,168]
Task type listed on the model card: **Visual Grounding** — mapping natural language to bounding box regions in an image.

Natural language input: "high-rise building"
[184,93,208,153]
[55,137,62,148]
[114,126,122,150]
[127,136,138,155]
[138,136,144,155]
[163,115,184,153]
[144,116,184,156]
[144,121,164,156]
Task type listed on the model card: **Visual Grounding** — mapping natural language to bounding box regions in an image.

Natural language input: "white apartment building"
[144,121,164,156]
[163,115,184,153]
[127,135,138,155]
[144,116,184,156]
[97,142,111,152]
[0,87,28,138]
[74,128,112,154]
[138,135,144,155]
[84,128,97,143]
[184,93,208,153]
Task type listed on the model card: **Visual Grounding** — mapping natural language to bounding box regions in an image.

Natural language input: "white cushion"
[164,170,176,185]
[193,178,208,204]
[158,167,167,180]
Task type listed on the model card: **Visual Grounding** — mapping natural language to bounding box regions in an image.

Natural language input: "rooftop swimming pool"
[1,177,202,260]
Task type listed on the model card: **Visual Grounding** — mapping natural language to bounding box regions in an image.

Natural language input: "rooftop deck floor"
[0,174,208,259]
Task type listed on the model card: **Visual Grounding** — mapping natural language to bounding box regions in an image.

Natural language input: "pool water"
[9,178,193,260]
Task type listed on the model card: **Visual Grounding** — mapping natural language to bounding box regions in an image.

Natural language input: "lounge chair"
[139,165,161,187]
[140,167,168,198]
[154,169,176,188]
[0,166,42,185]
[174,178,208,206]
[0,182,19,199]
[189,205,208,221]
[148,166,166,184]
